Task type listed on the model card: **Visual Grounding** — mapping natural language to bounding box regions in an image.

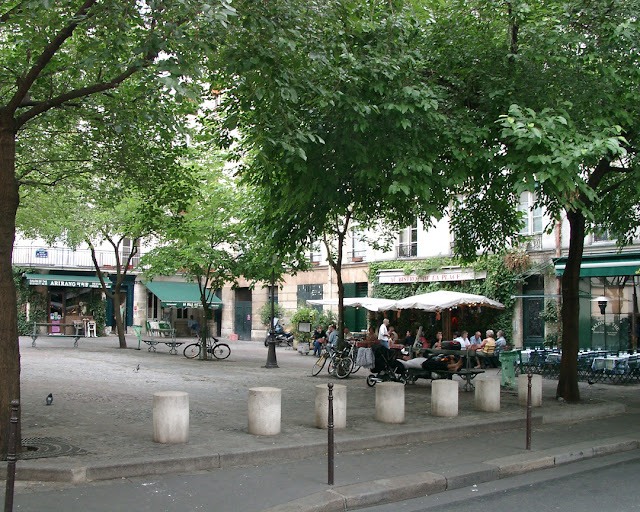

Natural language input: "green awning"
[144,281,222,309]
[554,253,640,277]
[25,273,103,288]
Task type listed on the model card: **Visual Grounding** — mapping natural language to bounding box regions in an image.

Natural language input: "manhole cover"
[16,437,88,460]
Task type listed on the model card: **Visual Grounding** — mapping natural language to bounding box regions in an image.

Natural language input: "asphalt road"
[357,450,640,512]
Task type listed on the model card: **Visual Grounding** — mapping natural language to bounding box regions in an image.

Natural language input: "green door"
[523,294,545,348]
[344,282,368,333]
[234,301,252,340]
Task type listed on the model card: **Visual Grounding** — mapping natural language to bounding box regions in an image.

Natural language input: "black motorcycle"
[264,324,294,347]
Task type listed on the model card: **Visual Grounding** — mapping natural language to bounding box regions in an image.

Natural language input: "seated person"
[365,326,378,342]
[453,330,471,350]
[326,324,339,352]
[403,330,416,347]
[388,326,399,344]
[432,331,444,349]
[475,329,496,368]
[495,330,508,353]
[468,330,483,349]
[312,325,326,356]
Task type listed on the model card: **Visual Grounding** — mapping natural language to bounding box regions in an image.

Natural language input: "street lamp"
[591,296,609,351]
[264,268,279,368]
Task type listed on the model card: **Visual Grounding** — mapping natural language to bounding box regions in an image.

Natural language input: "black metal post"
[526,374,532,450]
[4,399,19,512]
[328,383,334,486]
[265,269,279,368]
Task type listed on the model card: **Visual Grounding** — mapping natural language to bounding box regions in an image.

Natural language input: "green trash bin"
[499,350,519,387]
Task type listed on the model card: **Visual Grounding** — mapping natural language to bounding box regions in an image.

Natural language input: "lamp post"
[264,268,279,368]
[592,296,609,351]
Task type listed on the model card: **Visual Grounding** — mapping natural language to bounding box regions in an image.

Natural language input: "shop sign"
[378,269,484,284]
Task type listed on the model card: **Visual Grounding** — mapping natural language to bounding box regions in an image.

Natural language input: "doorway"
[234,288,252,340]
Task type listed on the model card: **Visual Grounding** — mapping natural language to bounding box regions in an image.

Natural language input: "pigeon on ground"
[45,393,53,406]
[134,364,140,373]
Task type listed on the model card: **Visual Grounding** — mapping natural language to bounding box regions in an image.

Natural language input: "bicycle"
[328,348,353,379]
[183,335,231,360]
[311,345,332,376]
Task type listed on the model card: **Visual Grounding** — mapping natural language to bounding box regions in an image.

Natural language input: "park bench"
[30,322,85,348]
[132,322,183,355]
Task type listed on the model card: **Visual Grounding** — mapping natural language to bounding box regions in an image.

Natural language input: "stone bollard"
[375,382,405,423]
[248,387,281,436]
[518,374,542,407]
[315,384,347,429]
[431,380,458,417]
[153,391,189,444]
[475,377,501,412]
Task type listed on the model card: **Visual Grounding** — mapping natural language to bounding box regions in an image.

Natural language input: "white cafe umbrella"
[393,290,505,311]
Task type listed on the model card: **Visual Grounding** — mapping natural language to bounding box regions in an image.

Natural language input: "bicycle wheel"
[312,355,326,376]
[183,343,201,359]
[211,343,231,360]
[366,374,377,387]
[335,356,353,379]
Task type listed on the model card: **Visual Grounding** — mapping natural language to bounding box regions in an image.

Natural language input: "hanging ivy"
[13,266,47,335]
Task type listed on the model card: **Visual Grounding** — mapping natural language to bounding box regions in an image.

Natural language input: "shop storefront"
[554,252,640,351]
[25,273,105,334]
[144,280,223,337]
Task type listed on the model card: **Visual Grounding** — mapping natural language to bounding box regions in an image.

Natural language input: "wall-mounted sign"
[35,248,48,258]
[378,268,485,284]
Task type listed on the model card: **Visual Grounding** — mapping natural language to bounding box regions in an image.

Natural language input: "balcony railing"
[396,243,417,259]
[348,250,367,263]
[12,245,141,270]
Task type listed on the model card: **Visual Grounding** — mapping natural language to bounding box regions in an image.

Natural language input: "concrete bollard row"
[154,376,538,442]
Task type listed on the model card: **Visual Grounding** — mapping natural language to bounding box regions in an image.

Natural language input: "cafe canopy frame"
[306,297,398,312]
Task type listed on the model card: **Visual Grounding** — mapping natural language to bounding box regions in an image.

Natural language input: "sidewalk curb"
[261,436,640,512]
[2,401,626,484]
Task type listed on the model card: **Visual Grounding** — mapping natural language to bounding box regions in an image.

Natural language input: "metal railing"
[12,245,140,270]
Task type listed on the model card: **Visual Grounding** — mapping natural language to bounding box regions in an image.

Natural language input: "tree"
[17,88,196,349]
[426,0,640,401]
[0,0,234,457]
[217,0,466,348]
[141,159,246,359]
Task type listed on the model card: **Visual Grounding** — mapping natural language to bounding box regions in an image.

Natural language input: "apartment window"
[310,242,322,264]
[297,284,323,311]
[593,226,615,244]
[397,220,417,258]
[351,228,367,261]
[122,238,141,268]
[518,192,543,235]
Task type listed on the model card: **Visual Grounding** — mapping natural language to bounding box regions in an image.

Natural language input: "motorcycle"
[264,323,294,347]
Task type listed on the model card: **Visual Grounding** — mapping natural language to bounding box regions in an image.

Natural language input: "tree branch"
[0,1,24,23]
[6,0,98,114]
[16,59,154,127]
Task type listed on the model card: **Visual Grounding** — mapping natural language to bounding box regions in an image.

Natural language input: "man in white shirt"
[454,330,471,349]
[378,318,390,349]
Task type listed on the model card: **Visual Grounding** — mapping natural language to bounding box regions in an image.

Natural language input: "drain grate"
[17,437,88,460]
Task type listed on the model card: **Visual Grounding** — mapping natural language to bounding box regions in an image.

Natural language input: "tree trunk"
[113,288,127,349]
[0,116,21,457]
[556,208,584,402]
